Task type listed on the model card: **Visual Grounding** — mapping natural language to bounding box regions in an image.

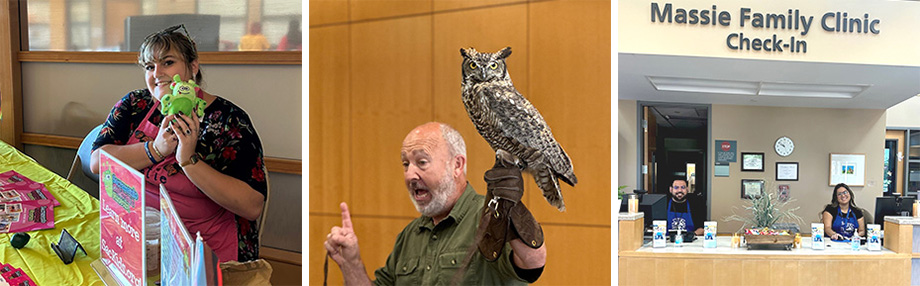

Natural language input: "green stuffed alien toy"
[160,74,207,117]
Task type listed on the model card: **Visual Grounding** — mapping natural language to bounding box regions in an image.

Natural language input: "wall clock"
[775,136,794,157]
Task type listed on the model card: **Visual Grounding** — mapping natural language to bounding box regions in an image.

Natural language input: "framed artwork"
[776,162,799,181]
[829,153,866,186]
[778,184,790,202]
[741,152,764,172]
[741,179,765,199]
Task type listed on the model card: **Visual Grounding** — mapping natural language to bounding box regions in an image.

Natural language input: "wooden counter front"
[618,237,909,286]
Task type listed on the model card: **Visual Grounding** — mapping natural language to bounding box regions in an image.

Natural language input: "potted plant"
[724,181,805,249]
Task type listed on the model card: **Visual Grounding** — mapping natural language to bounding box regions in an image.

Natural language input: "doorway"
[638,102,710,215]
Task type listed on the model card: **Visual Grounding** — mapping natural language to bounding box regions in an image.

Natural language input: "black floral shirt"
[93,88,267,262]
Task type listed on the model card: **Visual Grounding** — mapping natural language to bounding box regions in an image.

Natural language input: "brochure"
[0,170,60,206]
[867,224,881,251]
[811,223,825,250]
[652,220,666,248]
[703,221,717,248]
[0,200,55,233]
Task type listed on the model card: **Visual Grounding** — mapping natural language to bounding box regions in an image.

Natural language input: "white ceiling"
[618,53,920,110]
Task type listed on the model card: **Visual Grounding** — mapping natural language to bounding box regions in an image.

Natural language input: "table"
[617,213,910,285]
[619,237,909,285]
[0,141,102,285]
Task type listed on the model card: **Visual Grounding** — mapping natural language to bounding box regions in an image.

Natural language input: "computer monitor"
[617,192,668,230]
[875,196,915,228]
[124,14,221,52]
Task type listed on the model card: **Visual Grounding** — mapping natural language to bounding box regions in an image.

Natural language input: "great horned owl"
[460,46,576,212]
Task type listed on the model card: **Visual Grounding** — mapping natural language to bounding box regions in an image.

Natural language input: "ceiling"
[649,105,708,130]
[618,53,920,110]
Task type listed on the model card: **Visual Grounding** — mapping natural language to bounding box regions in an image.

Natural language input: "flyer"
[652,220,666,248]
[703,221,717,248]
[0,170,59,206]
[0,200,54,233]
[811,223,825,250]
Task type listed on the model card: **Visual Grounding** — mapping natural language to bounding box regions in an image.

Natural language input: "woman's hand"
[170,110,201,164]
[153,114,180,159]
[831,233,843,240]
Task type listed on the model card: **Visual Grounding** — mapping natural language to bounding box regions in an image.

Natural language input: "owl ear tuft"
[460,48,469,58]
[497,47,512,59]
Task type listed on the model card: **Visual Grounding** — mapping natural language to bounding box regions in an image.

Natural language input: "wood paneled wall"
[309,0,611,285]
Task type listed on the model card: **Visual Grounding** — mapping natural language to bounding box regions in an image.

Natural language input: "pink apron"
[127,99,238,262]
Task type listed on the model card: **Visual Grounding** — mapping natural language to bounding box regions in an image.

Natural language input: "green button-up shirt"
[373,183,529,285]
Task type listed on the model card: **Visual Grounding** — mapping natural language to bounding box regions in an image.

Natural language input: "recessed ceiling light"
[646,76,870,99]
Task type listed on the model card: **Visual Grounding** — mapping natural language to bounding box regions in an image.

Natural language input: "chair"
[258,165,271,244]
[66,124,104,183]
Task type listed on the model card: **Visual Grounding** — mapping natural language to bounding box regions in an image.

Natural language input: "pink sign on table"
[99,150,146,286]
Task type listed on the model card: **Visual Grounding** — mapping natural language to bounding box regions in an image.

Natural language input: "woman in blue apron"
[822,183,866,241]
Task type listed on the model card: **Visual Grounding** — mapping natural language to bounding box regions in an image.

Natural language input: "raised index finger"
[340,202,353,230]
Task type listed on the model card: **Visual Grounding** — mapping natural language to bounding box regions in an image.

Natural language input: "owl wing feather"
[472,82,575,211]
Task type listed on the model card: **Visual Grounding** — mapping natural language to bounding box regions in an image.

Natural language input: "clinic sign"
[650,2,881,54]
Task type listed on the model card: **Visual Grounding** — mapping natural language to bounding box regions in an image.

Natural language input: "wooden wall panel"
[770,260,799,285]
[622,257,654,286]
[656,258,685,285]
[742,260,773,286]
[309,215,414,285]
[528,0,611,225]
[309,25,352,214]
[350,0,431,22]
[310,0,349,26]
[712,259,743,285]
[431,4,528,200]
[349,16,433,217]
[433,0,525,12]
[686,259,714,285]
[309,215,344,285]
[797,260,825,285]
[538,224,610,285]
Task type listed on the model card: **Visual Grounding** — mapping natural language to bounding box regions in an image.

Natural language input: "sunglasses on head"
[147,24,198,52]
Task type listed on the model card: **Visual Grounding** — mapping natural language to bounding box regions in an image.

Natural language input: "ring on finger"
[186,129,191,135]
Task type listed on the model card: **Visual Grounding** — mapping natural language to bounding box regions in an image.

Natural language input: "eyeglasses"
[836,192,849,197]
[671,186,687,190]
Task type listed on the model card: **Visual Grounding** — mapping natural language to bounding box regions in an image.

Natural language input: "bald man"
[324,122,546,285]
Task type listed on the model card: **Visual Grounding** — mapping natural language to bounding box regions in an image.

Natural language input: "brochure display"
[811,223,825,250]
[98,150,146,286]
[703,221,717,248]
[867,224,881,251]
[652,220,666,248]
[160,184,223,286]
[160,185,193,285]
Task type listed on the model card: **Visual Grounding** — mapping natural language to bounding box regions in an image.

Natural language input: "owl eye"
[489,63,498,70]
[469,62,477,69]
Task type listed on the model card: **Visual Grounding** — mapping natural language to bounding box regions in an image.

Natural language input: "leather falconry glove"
[478,153,545,262]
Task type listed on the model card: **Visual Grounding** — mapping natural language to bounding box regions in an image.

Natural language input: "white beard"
[411,168,457,218]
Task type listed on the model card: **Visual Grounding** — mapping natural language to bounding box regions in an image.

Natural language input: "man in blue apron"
[667,179,705,236]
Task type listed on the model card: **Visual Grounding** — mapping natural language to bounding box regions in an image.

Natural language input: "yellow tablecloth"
[0,141,102,285]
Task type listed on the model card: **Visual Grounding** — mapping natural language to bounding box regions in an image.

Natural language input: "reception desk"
[618,213,910,285]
